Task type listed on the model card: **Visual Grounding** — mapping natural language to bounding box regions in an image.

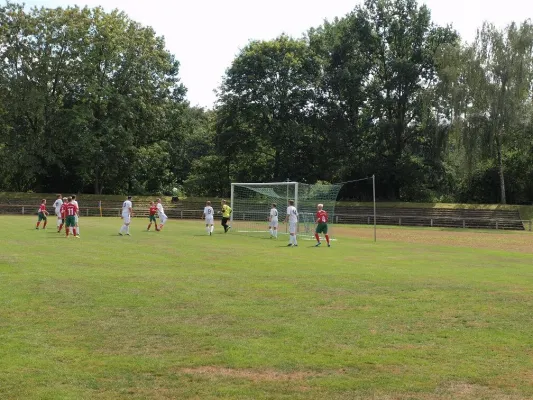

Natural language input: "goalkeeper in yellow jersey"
[220,200,232,233]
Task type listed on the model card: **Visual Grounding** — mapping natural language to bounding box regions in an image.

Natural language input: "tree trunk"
[94,176,100,195]
[496,133,506,204]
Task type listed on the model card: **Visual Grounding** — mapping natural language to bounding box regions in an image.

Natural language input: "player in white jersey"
[156,198,168,231]
[119,196,133,236]
[53,194,63,232]
[284,199,298,246]
[269,203,279,238]
[71,195,80,237]
[203,200,215,235]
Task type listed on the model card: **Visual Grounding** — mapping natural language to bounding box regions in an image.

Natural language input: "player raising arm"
[36,199,49,230]
[203,201,214,235]
[284,200,298,247]
[119,196,133,236]
[269,203,278,238]
[314,203,331,247]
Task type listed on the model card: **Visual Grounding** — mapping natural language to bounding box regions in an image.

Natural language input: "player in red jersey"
[36,199,49,229]
[58,198,67,233]
[314,203,330,247]
[64,197,79,238]
[147,201,159,231]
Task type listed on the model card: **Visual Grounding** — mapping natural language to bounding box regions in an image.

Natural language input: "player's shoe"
[315,242,321,247]
[74,236,80,239]
[209,231,212,236]
[118,232,123,236]
[287,243,292,247]
[327,244,331,247]
[126,233,131,236]
[294,244,298,247]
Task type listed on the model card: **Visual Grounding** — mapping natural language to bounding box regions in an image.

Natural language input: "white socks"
[211,226,214,233]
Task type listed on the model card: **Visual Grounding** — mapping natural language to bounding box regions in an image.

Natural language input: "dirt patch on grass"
[335,226,533,254]
[179,366,321,382]
[432,382,523,400]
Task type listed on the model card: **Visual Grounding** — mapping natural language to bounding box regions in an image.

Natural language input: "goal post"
[230,181,343,238]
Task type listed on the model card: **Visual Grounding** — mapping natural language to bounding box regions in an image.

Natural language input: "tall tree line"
[1,0,533,203]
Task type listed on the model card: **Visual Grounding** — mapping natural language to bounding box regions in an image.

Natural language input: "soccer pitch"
[1,216,533,399]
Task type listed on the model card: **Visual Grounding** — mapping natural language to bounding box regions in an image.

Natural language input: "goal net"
[230,181,343,238]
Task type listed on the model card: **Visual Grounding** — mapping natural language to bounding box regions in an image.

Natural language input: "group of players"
[266,200,331,247]
[37,195,331,247]
[36,194,81,237]
[119,197,168,235]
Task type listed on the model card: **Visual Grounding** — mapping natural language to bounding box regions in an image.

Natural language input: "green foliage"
[2,0,533,204]
[0,3,197,194]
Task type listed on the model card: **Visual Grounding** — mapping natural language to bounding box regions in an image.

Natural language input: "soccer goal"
[230,181,343,238]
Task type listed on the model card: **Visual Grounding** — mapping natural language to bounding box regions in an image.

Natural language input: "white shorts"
[55,210,62,218]
[75,215,79,224]
[269,218,278,228]
[289,221,297,234]
[122,214,131,224]
[205,217,214,225]
[159,213,168,224]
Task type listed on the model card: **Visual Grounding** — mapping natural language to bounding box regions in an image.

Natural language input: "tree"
[0,4,187,194]
[216,35,322,182]
[464,21,533,204]
[354,0,458,199]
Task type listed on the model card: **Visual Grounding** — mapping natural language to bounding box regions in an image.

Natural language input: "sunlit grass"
[1,216,532,399]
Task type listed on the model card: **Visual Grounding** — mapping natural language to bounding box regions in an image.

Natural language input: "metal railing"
[1,205,531,231]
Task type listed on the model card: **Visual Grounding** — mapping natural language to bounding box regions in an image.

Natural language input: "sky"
[23,0,533,109]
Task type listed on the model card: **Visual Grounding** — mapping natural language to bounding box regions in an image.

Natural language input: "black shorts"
[221,217,229,225]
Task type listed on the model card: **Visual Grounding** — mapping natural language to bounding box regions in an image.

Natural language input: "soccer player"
[269,203,278,238]
[58,197,67,232]
[147,201,159,231]
[284,200,298,246]
[314,203,331,247]
[119,196,133,236]
[64,197,79,238]
[36,199,49,229]
[156,198,168,231]
[71,194,80,237]
[53,194,63,232]
[203,201,215,235]
[220,200,232,233]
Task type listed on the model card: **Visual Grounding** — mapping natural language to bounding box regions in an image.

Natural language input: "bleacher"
[334,206,526,230]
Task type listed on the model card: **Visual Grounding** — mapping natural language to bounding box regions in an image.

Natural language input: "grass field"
[1,216,533,399]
